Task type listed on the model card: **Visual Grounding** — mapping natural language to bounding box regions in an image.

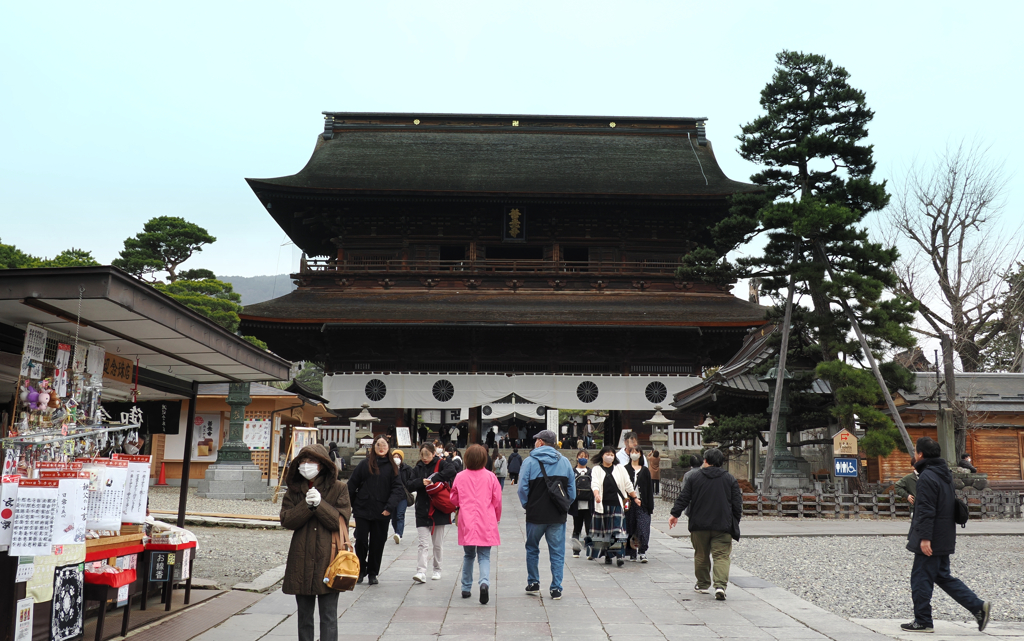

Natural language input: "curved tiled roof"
[246,113,758,199]
[239,288,768,328]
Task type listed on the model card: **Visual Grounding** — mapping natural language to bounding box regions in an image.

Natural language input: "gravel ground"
[189,525,292,589]
[148,487,282,517]
[732,536,1024,623]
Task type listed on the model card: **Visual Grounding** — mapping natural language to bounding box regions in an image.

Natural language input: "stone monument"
[197,382,275,500]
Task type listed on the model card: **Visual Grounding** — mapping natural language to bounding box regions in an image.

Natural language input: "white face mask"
[299,462,319,480]
[603,455,615,465]
[630,452,641,461]
[393,457,401,466]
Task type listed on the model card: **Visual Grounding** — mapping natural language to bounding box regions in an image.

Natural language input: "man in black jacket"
[902,437,991,633]
[668,448,741,601]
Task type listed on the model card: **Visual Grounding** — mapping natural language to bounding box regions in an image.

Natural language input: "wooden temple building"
[239,112,768,445]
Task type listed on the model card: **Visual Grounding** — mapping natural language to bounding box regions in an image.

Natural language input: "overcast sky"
[2,1,1021,284]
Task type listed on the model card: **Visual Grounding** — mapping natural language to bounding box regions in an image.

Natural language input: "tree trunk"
[940,334,966,458]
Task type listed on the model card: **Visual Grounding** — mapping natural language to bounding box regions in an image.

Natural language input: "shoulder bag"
[538,460,571,513]
[324,515,359,591]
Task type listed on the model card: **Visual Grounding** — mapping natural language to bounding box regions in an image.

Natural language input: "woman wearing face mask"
[407,442,457,583]
[625,447,654,563]
[346,436,405,585]
[280,444,352,641]
[588,445,638,566]
[390,450,414,545]
[570,450,593,559]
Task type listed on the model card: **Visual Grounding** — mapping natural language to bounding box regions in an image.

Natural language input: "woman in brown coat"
[280,444,351,641]
[649,450,661,496]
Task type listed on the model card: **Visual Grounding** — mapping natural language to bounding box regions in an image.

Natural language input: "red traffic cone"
[156,462,168,486]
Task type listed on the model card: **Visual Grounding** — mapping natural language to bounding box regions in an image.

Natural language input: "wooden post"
[814,241,916,455]
[762,243,799,490]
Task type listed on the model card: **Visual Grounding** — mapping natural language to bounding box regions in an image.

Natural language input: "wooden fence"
[659,479,1024,520]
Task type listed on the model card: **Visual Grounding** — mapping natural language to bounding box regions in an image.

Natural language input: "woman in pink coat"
[450,444,502,604]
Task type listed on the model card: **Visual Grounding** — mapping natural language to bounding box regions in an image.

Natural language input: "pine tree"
[710,51,918,456]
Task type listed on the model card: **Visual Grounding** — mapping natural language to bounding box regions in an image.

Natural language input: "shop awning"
[0,267,291,399]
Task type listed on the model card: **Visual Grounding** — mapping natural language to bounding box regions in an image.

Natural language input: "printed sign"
[834,457,859,478]
[10,479,59,556]
[832,429,858,456]
[1,475,20,547]
[15,597,33,641]
[396,427,412,447]
[243,419,271,451]
[150,552,170,582]
[16,557,35,582]
[21,325,47,376]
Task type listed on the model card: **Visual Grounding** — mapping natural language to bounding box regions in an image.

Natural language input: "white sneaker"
[431,571,442,581]
[393,533,401,544]
[639,554,648,563]
[413,573,426,584]
[715,588,726,601]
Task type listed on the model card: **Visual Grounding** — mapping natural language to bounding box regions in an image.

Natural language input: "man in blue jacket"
[518,429,576,600]
[902,437,991,633]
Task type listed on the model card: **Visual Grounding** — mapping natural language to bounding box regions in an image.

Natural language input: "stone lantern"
[349,404,380,465]
[644,405,672,455]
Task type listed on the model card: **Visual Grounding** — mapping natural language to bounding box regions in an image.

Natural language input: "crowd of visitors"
[279,430,992,641]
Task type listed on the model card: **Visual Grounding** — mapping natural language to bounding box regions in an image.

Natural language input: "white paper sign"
[83,463,128,531]
[15,597,33,641]
[20,325,47,375]
[0,475,19,547]
[86,345,106,376]
[117,585,129,606]
[118,456,151,524]
[243,419,271,451]
[16,559,34,582]
[54,343,72,397]
[10,481,58,556]
[181,548,190,579]
[51,477,88,545]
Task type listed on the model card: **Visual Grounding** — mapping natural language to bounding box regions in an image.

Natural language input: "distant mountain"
[221,274,297,306]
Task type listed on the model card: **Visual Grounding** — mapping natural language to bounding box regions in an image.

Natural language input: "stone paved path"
[179,482,1023,641]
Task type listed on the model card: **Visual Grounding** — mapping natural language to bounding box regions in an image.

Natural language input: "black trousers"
[354,517,390,578]
[509,472,519,484]
[911,553,983,626]
[572,508,591,540]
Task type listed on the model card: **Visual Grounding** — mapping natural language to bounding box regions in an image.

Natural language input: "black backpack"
[575,469,593,501]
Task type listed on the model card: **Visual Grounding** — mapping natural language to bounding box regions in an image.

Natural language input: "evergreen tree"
[112,216,216,282]
[707,51,918,456]
[155,278,243,332]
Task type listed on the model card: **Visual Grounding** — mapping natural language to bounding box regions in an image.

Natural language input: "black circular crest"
[576,381,599,404]
[482,405,492,416]
[536,405,547,417]
[364,379,387,402]
[432,379,455,403]
[645,381,668,404]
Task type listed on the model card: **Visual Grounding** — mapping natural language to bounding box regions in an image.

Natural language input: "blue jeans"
[391,498,407,538]
[497,476,506,489]
[461,545,492,591]
[525,521,566,591]
[911,554,984,626]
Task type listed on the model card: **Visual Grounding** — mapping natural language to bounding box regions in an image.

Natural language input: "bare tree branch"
[883,139,1022,372]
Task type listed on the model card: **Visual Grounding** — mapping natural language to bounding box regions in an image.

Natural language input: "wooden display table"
[140,541,197,612]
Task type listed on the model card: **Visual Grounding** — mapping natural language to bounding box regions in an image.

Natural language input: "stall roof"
[0,267,291,394]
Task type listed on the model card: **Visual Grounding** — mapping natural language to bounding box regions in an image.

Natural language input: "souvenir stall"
[0,266,291,641]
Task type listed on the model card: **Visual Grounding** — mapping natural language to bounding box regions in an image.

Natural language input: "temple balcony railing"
[302,258,686,277]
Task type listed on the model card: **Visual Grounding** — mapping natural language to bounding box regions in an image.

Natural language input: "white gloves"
[306,487,321,507]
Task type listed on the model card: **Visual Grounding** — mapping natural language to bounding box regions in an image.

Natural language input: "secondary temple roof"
[239,288,767,327]
[246,112,759,199]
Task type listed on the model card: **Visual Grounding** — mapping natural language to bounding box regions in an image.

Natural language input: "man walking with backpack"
[518,430,576,600]
[668,448,741,601]
[902,437,991,633]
